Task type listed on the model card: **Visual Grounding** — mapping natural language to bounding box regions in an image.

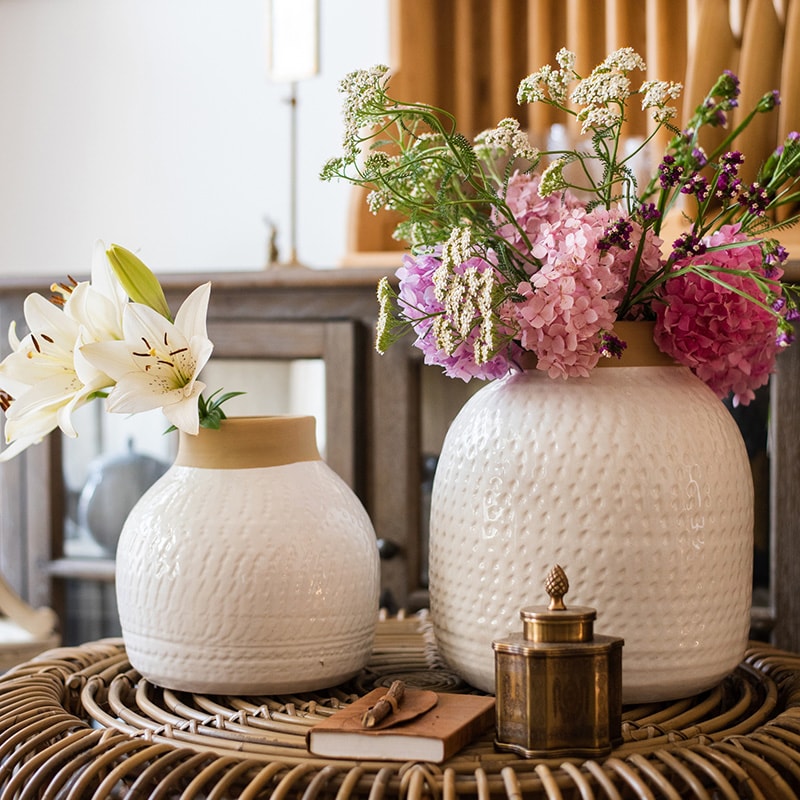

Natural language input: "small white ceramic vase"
[116,416,380,694]
[429,323,754,703]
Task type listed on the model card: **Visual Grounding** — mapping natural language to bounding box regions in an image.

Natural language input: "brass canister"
[492,565,624,758]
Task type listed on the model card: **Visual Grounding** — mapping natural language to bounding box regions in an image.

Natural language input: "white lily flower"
[81,283,213,436]
[0,242,129,461]
[68,242,128,341]
[67,241,129,388]
[0,293,106,461]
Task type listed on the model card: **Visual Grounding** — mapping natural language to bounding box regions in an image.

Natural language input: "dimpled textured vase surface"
[429,323,754,703]
[116,416,380,694]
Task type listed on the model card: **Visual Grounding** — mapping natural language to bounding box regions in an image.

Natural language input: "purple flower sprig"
[643,70,795,241]
[699,69,741,128]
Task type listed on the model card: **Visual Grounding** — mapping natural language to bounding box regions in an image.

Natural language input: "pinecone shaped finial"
[545,564,569,611]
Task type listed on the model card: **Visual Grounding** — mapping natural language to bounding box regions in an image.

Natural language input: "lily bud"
[106,244,172,321]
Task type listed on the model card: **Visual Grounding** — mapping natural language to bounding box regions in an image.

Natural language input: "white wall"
[0,0,390,274]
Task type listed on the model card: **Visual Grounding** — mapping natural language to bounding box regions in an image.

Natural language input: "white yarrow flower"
[603,47,646,74]
[475,118,539,163]
[640,79,683,123]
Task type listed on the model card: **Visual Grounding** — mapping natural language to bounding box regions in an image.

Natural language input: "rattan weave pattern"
[1,612,800,799]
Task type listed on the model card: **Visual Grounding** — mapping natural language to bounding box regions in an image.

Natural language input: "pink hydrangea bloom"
[654,224,784,405]
[492,173,665,377]
[510,204,627,378]
[396,252,519,381]
[601,215,665,317]
[494,172,580,260]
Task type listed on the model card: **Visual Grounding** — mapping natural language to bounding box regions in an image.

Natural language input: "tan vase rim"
[519,321,677,370]
[174,415,321,469]
[596,321,677,368]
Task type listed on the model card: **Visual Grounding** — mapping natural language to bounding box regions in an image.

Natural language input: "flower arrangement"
[321,48,800,406]
[0,243,238,461]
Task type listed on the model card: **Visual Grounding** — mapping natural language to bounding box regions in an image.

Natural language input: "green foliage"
[198,389,247,429]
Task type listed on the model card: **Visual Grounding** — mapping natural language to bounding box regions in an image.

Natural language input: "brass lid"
[521,565,596,643]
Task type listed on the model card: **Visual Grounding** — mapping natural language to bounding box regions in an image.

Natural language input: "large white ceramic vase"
[429,323,754,703]
[116,416,380,694]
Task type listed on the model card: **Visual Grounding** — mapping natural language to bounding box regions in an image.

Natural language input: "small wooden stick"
[361,680,406,728]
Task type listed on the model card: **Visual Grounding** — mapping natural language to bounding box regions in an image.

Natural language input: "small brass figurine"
[492,564,624,758]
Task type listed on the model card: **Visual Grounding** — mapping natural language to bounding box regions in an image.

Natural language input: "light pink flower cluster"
[513,206,624,377]
[396,252,519,381]
[654,225,784,406]
[496,174,662,378]
[603,215,664,316]
[495,172,581,247]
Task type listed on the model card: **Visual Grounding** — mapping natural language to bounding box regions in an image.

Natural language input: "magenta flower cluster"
[655,225,788,405]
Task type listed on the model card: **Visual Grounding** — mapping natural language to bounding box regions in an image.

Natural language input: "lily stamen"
[0,390,13,411]
[49,276,78,307]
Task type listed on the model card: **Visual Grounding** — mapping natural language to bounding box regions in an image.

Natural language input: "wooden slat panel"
[566,0,607,76]
[388,0,442,105]
[643,0,689,151]
[779,0,800,146]
[524,0,567,142]
[770,321,800,652]
[681,0,738,160]
[733,0,783,183]
[453,0,488,135]
[605,0,649,137]
[323,321,362,490]
[777,0,800,221]
[489,0,528,129]
[646,0,691,90]
[565,0,607,138]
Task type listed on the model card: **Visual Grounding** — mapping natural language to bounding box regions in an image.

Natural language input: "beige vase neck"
[174,416,321,469]
[518,322,677,371]
[596,321,677,368]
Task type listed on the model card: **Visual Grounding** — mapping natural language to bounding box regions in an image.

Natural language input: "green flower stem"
[619,226,651,313]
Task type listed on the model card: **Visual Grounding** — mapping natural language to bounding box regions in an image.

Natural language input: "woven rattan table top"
[1,611,800,799]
